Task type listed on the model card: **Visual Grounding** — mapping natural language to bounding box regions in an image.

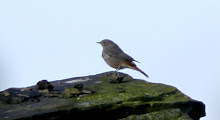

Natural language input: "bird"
[97,39,149,78]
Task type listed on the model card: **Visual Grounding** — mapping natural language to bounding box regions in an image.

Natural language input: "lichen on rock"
[0,72,205,120]
[121,108,193,120]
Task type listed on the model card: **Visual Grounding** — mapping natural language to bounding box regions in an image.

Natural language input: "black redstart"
[97,39,149,78]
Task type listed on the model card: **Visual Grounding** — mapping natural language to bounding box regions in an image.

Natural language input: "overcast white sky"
[0,1,219,119]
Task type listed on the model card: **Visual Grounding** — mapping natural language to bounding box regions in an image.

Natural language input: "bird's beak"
[97,42,101,44]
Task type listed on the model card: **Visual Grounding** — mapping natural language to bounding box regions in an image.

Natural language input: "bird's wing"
[118,52,136,62]
[103,46,121,58]
[104,46,139,63]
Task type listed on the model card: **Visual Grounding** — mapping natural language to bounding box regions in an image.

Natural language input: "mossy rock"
[64,88,81,98]
[0,72,205,120]
[121,108,193,120]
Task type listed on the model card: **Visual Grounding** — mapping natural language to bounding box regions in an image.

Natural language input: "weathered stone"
[73,83,83,90]
[0,88,42,104]
[36,80,54,91]
[121,108,193,120]
[109,72,132,83]
[0,72,206,120]
[81,89,94,94]
[63,88,81,98]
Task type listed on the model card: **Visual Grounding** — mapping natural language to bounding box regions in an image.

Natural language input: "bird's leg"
[114,69,120,77]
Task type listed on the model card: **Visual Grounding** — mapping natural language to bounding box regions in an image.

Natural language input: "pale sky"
[0,1,219,120]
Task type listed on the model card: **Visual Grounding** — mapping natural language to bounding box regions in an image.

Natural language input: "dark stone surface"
[36,80,54,91]
[73,83,83,90]
[0,88,42,104]
[109,72,126,83]
[0,71,206,120]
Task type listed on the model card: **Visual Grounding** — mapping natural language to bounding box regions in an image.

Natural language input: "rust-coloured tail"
[134,67,149,78]
[124,61,149,78]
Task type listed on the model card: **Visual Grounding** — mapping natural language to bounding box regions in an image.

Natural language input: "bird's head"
[97,39,117,48]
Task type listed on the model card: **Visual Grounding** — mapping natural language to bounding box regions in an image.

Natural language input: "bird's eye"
[103,42,105,44]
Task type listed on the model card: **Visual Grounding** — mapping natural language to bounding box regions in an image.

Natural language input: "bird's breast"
[102,53,110,60]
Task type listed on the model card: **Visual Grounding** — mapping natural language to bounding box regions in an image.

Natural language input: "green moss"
[121,108,192,120]
[0,72,204,120]
[64,88,81,98]
[60,76,191,117]
[69,78,189,110]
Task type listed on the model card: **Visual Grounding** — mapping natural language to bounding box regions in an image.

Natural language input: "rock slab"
[0,72,205,120]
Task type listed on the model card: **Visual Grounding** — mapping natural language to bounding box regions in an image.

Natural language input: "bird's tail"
[133,67,149,78]
[124,61,149,78]
[128,64,149,78]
